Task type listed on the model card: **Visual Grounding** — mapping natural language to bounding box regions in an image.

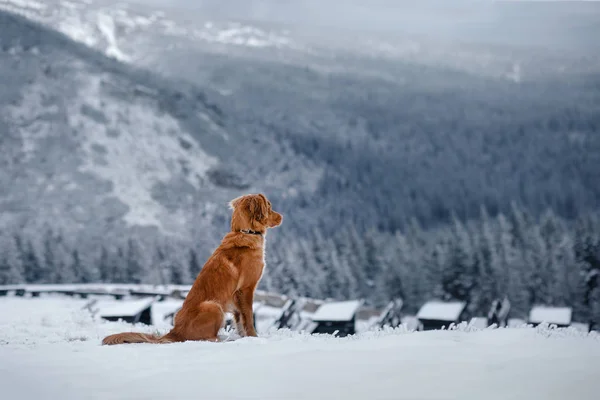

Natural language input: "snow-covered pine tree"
[552,232,580,308]
[71,248,98,284]
[112,245,129,283]
[157,241,191,285]
[125,237,150,284]
[20,238,42,283]
[298,239,324,299]
[41,229,57,283]
[327,237,359,300]
[496,213,528,316]
[363,228,387,304]
[406,217,438,306]
[56,235,76,284]
[376,232,406,308]
[473,206,501,314]
[147,242,167,285]
[574,213,600,329]
[261,244,284,293]
[523,224,551,306]
[188,248,202,280]
[538,209,574,306]
[42,229,75,284]
[441,216,476,304]
[309,227,332,299]
[400,230,430,313]
[342,225,369,298]
[98,246,111,283]
[172,243,193,285]
[0,233,24,284]
[277,242,301,298]
[430,239,450,301]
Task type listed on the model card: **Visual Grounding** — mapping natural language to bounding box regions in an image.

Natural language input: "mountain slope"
[0,9,245,240]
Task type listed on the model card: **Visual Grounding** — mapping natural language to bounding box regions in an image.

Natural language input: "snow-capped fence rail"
[0,284,25,296]
[1,284,595,333]
[0,283,193,300]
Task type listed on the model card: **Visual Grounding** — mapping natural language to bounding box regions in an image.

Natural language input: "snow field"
[1,297,599,400]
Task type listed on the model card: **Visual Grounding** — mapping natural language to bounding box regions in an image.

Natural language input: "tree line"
[1,204,599,327]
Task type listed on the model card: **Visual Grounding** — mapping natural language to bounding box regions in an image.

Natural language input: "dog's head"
[229,193,282,233]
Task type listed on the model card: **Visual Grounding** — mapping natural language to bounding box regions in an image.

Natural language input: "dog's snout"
[272,211,283,226]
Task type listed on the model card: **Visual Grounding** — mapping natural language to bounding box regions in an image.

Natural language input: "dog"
[102,193,282,345]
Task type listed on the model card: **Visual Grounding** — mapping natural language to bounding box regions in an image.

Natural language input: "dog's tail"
[102,331,179,346]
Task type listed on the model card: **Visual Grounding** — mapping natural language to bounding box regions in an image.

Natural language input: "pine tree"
[441,216,475,303]
[0,234,24,284]
[263,245,283,293]
[342,225,369,298]
[377,257,405,308]
[363,229,385,298]
[539,209,572,306]
[70,250,83,283]
[42,229,57,283]
[188,248,202,281]
[430,240,450,301]
[48,233,75,284]
[574,213,600,328]
[125,238,150,284]
[497,214,527,316]
[145,243,166,285]
[309,228,332,298]
[158,242,191,285]
[553,233,579,308]
[473,207,502,314]
[298,239,324,299]
[328,238,359,300]
[276,243,301,297]
[406,217,437,307]
[523,225,551,306]
[21,239,42,283]
[390,231,426,313]
[112,246,129,283]
[71,249,97,283]
[98,246,111,283]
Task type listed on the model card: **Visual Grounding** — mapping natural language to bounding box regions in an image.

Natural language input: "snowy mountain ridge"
[3,0,598,84]
[0,0,296,64]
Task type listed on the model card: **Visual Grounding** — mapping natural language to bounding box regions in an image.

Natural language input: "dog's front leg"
[232,309,246,337]
[234,287,258,337]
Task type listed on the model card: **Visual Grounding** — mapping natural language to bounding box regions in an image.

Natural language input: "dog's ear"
[228,195,244,210]
[248,194,268,222]
[257,193,269,208]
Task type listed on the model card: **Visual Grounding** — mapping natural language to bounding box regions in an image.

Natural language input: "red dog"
[102,193,282,345]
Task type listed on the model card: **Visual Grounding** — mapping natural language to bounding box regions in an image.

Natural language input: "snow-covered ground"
[1,297,599,400]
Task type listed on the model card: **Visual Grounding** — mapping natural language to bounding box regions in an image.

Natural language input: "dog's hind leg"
[178,301,224,342]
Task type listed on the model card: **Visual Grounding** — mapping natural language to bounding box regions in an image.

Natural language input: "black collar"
[239,229,263,236]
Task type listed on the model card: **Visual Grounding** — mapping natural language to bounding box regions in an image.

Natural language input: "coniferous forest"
[2,205,599,326]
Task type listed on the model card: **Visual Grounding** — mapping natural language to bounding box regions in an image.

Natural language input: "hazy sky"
[123,0,599,49]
